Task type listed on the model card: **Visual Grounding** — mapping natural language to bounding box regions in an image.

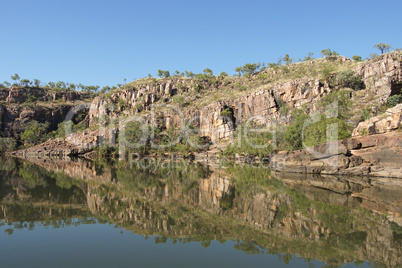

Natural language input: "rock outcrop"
[271,132,402,178]
[352,103,402,137]
[10,129,105,158]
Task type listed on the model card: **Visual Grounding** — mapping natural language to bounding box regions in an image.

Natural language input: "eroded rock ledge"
[271,132,402,178]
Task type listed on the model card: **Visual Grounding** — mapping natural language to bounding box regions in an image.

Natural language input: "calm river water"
[1,157,401,267]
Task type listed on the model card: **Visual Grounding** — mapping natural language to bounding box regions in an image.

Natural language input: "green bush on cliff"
[388,94,402,107]
[283,109,309,150]
[21,121,50,146]
[283,91,353,150]
[302,115,352,147]
[332,70,365,90]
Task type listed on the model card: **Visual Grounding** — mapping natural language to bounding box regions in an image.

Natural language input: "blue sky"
[1,0,401,87]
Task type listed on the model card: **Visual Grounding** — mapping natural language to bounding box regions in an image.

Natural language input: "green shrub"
[21,121,50,146]
[352,55,363,62]
[279,104,290,116]
[317,90,353,120]
[334,70,365,90]
[359,108,371,122]
[283,92,353,150]
[388,94,402,107]
[220,108,234,120]
[302,115,352,147]
[173,95,185,107]
[283,109,309,150]
[321,64,335,82]
[25,95,37,103]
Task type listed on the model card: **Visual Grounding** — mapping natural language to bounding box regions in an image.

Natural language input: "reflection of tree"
[220,186,235,210]
[234,241,264,255]
[19,163,48,189]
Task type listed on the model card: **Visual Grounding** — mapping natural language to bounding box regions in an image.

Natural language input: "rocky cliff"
[0,87,90,141]
[8,52,402,178]
[85,52,402,142]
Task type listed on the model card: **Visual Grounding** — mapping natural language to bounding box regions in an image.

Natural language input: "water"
[0,157,401,267]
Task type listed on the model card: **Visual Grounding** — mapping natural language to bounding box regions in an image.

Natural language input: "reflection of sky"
[0,220,368,268]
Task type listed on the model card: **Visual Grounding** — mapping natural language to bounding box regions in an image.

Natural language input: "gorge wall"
[87,53,402,142]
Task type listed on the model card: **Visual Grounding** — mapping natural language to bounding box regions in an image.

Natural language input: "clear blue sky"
[1,0,401,87]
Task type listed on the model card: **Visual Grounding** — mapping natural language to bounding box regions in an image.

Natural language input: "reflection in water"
[0,156,401,267]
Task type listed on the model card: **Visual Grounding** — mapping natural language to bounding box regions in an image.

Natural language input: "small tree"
[186,71,195,78]
[203,68,213,76]
[157,70,170,78]
[235,66,242,77]
[352,55,363,62]
[0,137,17,152]
[219,72,228,78]
[283,54,293,65]
[241,63,260,75]
[11,74,20,86]
[100,86,111,94]
[321,49,339,57]
[20,79,31,87]
[374,43,391,54]
[303,52,314,61]
[33,79,41,87]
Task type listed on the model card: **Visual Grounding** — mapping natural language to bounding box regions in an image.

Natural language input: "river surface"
[0,156,401,267]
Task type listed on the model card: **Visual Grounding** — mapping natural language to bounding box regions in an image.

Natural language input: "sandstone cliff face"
[353,53,402,104]
[86,53,402,142]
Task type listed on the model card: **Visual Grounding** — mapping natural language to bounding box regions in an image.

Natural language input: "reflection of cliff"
[1,157,402,267]
[79,162,402,267]
[0,157,90,225]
